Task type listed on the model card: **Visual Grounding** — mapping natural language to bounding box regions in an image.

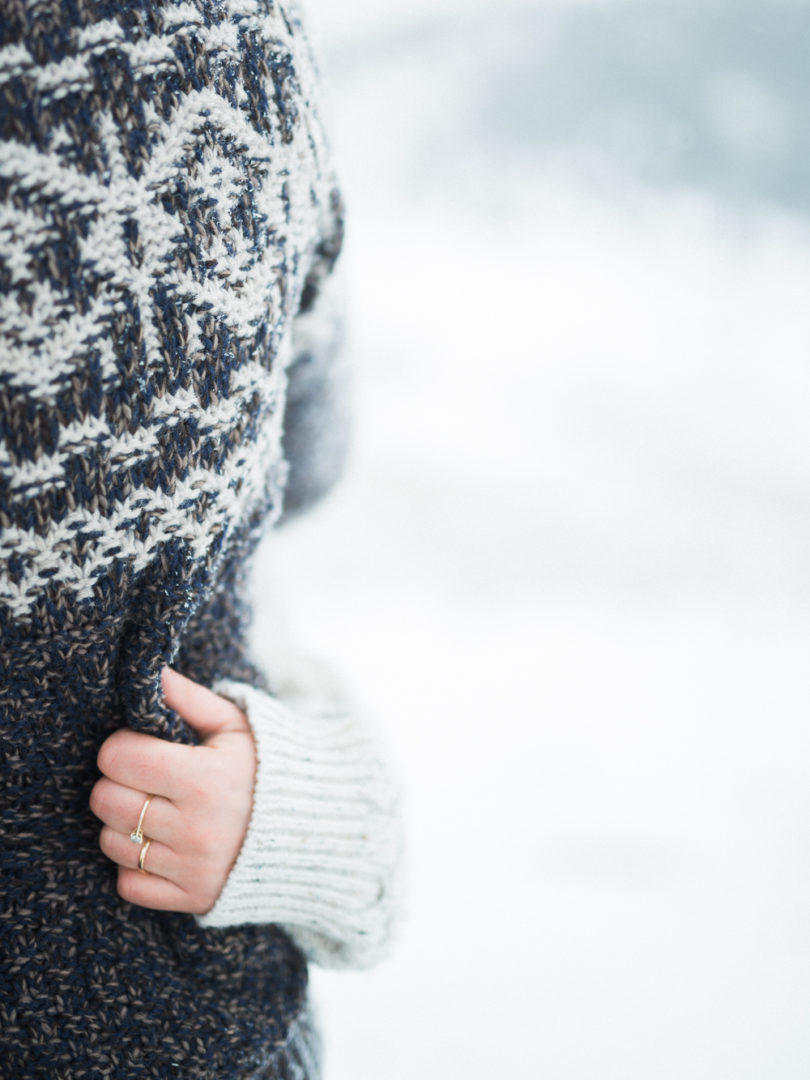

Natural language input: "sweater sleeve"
[279,193,351,525]
[194,669,404,970]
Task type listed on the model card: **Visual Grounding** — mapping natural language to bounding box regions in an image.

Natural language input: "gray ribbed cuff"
[195,679,402,969]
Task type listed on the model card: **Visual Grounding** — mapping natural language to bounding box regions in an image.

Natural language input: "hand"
[89,666,256,915]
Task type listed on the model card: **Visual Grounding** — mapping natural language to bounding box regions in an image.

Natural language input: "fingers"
[97,728,194,800]
[99,825,175,878]
[93,668,256,917]
[116,866,208,914]
[97,669,251,799]
[161,666,249,738]
[89,778,178,842]
[99,827,223,915]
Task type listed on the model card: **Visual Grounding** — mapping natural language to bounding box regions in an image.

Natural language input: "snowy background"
[254,2,810,1077]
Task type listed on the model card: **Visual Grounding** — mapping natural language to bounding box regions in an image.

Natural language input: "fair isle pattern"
[0,1,342,1076]
[0,0,338,632]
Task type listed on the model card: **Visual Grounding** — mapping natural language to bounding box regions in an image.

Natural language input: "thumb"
[160,666,250,740]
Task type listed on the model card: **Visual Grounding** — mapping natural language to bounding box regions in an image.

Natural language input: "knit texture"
[0,1,351,1077]
[203,678,403,969]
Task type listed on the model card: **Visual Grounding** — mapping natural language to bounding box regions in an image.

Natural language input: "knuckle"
[182,768,213,806]
[169,891,198,915]
[179,836,212,873]
[175,855,220,907]
[222,701,249,731]
[97,731,127,778]
[98,825,117,858]
[89,777,114,820]
[195,822,229,863]
[185,834,210,865]
[116,870,139,903]
[194,877,222,915]
[196,841,219,868]
[176,884,204,914]
[189,817,216,851]
[88,780,104,818]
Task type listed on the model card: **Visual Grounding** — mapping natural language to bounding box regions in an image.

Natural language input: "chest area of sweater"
[0,344,288,627]
[0,0,332,631]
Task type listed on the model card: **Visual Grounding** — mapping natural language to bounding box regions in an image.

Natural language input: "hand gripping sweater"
[0,2,401,1078]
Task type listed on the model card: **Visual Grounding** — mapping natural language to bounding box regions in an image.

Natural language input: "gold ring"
[130,795,153,844]
[138,838,152,873]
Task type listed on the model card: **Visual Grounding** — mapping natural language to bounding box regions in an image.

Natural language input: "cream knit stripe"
[250,766,383,793]
[239,719,374,754]
[0,381,286,613]
[0,3,277,93]
[0,258,283,393]
[0,98,322,391]
[232,805,389,846]
[226,845,386,871]
[0,203,59,284]
[244,879,383,906]
[198,680,403,969]
[0,296,130,391]
[0,449,275,609]
[0,24,173,91]
[0,167,283,389]
[0,4,335,623]
[0,87,316,253]
[0,357,272,491]
[0,379,276,543]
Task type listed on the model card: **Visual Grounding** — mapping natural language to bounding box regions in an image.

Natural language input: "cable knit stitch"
[0,1,399,1077]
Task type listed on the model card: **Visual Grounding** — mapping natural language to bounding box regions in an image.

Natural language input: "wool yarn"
[198,677,403,970]
[0,1,351,1076]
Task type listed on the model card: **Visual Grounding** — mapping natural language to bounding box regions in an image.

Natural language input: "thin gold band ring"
[130,795,153,844]
[138,839,152,873]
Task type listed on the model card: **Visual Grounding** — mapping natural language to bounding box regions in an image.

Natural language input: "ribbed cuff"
[195,679,402,969]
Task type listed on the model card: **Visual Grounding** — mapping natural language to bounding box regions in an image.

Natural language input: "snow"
[251,3,810,1076]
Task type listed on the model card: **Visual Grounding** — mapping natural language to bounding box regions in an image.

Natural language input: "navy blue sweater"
[0,1,347,1075]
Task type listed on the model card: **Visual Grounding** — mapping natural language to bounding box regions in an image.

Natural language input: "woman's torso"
[0,1,341,1074]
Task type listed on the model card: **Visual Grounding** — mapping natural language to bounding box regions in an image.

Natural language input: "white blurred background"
[255,2,810,1077]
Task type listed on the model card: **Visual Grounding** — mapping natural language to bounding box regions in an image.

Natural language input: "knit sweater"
[0,2,401,1078]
